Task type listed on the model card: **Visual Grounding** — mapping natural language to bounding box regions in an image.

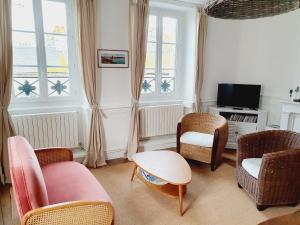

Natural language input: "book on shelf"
[228,114,258,123]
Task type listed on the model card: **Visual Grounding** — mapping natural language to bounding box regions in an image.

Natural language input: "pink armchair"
[8,136,114,225]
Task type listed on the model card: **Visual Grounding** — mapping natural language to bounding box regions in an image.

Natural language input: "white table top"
[132,151,192,185]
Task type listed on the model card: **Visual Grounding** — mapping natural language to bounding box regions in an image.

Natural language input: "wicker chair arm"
[238,130,300,165]
[259,149,300,180]
[211,121,229,170]
[216,122,229,148]
[257,149,300,203]
[21,201,113,225]
[176,122,182,153]
[34,148,73,167]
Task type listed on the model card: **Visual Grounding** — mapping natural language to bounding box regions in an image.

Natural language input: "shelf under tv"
[209,106,268,149]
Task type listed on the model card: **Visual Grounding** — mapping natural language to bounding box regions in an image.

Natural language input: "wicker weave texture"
[237,130,300,208]
[34,148,73,167]
[181,145,212,163]
[22,202,113,225]
[180,113,225,135]
[178,113,228,170]
[205,0,300,19]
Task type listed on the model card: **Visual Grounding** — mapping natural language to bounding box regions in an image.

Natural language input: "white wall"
[202,10,300,125]
[234,11,300,124]
[97,0,131,107]
[202,17,240,101]
[96,0,198,158]
[96,0,131,159]
[182,9,197,106]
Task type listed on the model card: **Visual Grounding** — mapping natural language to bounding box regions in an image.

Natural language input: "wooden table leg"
[131,163,138,181]
[178,185,183,216]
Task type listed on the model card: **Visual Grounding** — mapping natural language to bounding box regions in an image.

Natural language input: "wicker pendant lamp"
[204,0,300,19]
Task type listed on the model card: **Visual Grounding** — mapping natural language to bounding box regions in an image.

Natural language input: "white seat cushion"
[242,158,262,179]
[180,132,214,148]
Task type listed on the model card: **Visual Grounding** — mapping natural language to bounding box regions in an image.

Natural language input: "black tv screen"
[217,83,261,109]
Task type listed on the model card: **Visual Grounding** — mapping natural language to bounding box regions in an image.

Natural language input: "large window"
[142,10,180,98]
[11,0,77,101]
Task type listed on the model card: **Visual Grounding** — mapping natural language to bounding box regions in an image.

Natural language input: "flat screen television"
[217,83,261,110]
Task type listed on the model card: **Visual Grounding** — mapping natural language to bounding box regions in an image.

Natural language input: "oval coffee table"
[131,150,192,215]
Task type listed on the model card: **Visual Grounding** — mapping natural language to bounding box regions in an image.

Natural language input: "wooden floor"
[0,185,17,225]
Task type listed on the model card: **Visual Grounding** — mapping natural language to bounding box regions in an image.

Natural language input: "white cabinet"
[209,107,268,149]
[280,101,300,132]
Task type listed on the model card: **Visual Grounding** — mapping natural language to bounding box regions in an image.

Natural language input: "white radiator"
[139,105,184,138]
[12,111,79,148]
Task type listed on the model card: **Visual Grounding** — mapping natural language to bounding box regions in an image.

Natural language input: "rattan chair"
[177,113,228,171]
[237,130,300,211]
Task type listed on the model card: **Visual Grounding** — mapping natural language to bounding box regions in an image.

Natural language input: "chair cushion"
[180,132,214,148]
[42,161,112,205]
[242,158,262,179]
[8,136,49,217]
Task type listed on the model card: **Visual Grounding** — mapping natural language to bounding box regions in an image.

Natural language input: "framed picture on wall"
[97,49,129,68]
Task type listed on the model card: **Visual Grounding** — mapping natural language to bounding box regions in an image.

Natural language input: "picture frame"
[97,49,129,68]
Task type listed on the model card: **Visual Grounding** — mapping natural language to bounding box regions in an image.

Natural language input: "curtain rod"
[150,0,203,9]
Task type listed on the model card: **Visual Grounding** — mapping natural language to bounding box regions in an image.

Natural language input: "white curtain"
[193,9,208,113]
[127,0,149,160]
[76,0,106,167]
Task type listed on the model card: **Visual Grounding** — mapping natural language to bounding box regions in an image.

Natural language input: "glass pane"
[148,15,157,42]
[13,77,40,97]
[42,0,67,34]
[144,68,156,77]
[145,43,156,69]
[163,17,177,43]
[162,44,176,69]
[13,66,38,78]
[13,32,37,66]
[48,77,70,96]
[12,0,35,32]
[161,77,175,93]
[45,34,69,67]
[162,69,175,78]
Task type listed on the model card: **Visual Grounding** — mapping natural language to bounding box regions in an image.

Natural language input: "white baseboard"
[105,136,177,160]
[105,148,126,160]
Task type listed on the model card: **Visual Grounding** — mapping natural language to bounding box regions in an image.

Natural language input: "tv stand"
[209,106,268,149]
[233,107,244,110]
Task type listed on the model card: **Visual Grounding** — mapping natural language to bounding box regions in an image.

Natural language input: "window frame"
[141,7,184,102]
[10,0,80,108]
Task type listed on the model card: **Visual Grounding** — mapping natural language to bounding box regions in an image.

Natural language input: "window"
[11,0,77,101]
[142,10,180,98]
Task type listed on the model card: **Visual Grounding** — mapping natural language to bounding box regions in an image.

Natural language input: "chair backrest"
[8,136,49,217]
[181,113,227,134]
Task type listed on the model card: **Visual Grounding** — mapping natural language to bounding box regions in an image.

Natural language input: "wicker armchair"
[177,113,228,171]
[237,130,300,211]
